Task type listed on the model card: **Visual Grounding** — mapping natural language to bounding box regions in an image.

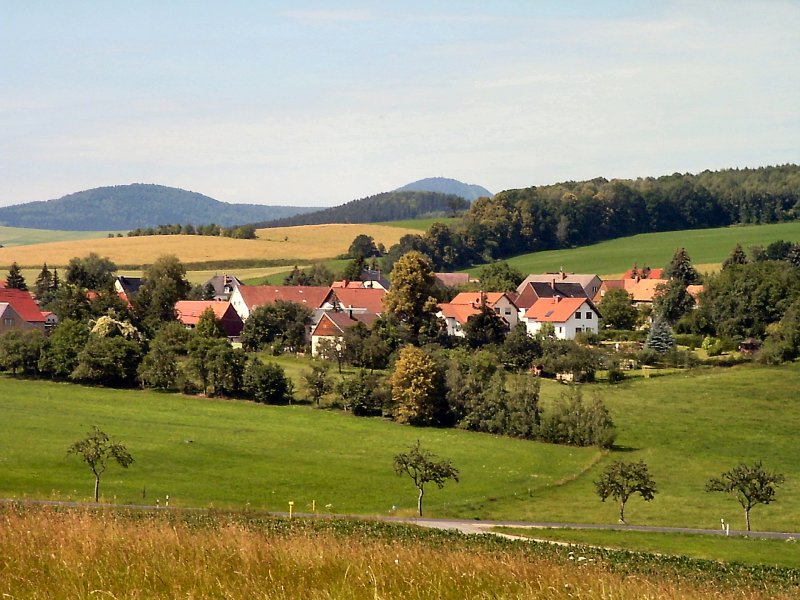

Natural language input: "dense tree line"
[382,165,800,271]
[254,191,470,228]
[126,223,257,239]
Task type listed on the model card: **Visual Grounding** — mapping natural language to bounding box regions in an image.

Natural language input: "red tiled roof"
[328,288,386,314]
[437,302,480,325]
[435,273,470,287]
[449,292,515,308]
[175,301,233,325]
[525,297,588,323]
[238,286,330,309]
[622,268,665,279]
[311,311,375,337]
[0,288,45,322]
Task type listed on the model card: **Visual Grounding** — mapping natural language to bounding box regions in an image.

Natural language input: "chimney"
[560,267,566,280]
[550,278,555,290]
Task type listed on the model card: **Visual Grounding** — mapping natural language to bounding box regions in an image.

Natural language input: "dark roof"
[529,281,587,298]
[116,276,144,295]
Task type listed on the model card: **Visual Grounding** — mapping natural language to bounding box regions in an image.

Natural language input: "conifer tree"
[644,316,675,353]
[5,262,27,290]
[664,248,700,285]
[722,243,748,269]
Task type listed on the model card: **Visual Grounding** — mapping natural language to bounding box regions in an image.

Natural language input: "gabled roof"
[311,311,376,337]
[203,273,244,295]
[0,288,45,323]
[435,272,470,288]
[115,276,144,295]
[525,297,592,322]
[449,292,517,309]
[595,278,669,303]
[326,287,386,314]
[175,301,235,325]
[622,267,665,280]
[437,302,480,325]
[517,272,600,295]
[237,286,330,309]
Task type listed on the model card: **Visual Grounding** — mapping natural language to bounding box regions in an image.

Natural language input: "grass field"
[496,527,800,569]
[376,216,460,230]
[0,225,121,247]
[468,221,800,278]
[0,224,418,268]
[1,362,798,531]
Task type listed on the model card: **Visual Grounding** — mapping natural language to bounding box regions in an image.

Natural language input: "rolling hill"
[0,184,321,231]
[394,177,492,200]
[254,190,469,228]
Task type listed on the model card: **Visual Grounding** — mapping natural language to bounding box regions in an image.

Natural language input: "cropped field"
[468,221,800,277]
[4,508,793,599]
[0,224,418,268]
[377,216,460,230]
[0,225,120,247]
[1,362,798,532]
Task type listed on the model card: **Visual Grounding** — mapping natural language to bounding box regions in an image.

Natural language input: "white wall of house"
[437,313,467,337]
[524,302,599,340]
[228,288,251,321]
[492,296,519,328]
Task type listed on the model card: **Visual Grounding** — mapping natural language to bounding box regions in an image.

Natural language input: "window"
[586,312,593,319]
[575,327,582,333]
[494,307,500,314]
[575,312,581,319]
[3,318,13,327]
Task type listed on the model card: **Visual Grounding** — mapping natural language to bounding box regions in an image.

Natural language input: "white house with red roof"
[229,285,330,321]
[436,291,518,337]
[0,288,46,332]
[523,296,601,340]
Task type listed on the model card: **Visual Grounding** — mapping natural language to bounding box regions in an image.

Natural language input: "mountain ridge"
[394,177,492,200]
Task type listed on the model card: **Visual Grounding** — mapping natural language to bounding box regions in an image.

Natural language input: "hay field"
[0,224,417,268]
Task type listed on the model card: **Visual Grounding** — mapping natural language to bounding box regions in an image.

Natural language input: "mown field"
[1,362,798,532]
[467,221,800,277]
[0,223,418,269]
[0,225,121,247]
[4,508,795,599]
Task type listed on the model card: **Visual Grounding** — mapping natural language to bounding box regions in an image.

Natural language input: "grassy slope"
[1,362,798,531]
[0,225,121,247]
[467,221,800,277]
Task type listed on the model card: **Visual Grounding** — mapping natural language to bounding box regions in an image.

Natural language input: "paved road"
[3,498,797,540]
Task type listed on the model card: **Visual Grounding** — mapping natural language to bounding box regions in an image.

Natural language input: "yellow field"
[0,224,417,268]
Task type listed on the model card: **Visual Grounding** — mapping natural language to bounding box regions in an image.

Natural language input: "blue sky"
[1,1,798,208]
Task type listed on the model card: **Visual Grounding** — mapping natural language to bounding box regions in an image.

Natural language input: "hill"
[0,184,320,231]
[393,177,491,200]
[254,191,469,228]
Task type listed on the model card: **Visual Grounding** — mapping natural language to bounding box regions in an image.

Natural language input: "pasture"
[1,362,798,531]
[468,221,800,277]
[0,223,418,269]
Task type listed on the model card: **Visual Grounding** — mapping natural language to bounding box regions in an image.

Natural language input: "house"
[203,273,244,301]
[114,276,144,297]
[516,271,602,300]
[0,288,46,332]
[174,301,244,339]
[434,272,471,289]
[436,302,482,337]
[0,303,27,334]
[331,269,390,290]
[594,278,669,306]
[448,292,519,328]
[523,296,601,340]
[310,311,377,356]
[514,279,587,313]
[622,266,664,280]
[229,285,330,321]
[321,287,386,317]
[42,311,59,330]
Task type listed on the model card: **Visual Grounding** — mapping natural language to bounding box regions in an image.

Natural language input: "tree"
[34,263,55,304]
[393,441,459,517]
[594,460,657,523]
[241,301,313,352]
[722,243,749,269]
[599,288,638,330]
[476,262,523,293]
[243,359,293,404]
[303,363,333,405]
[194,307,226,339]
[463,295,509,348]
[383,251,439,342]
[539,385,616,448]
[644,315,675,353]
[65,253,117,290]
[499,323,541,372]
[652,280,695,323]
[706,462,785,531]
[664,247,700,285]
[341,255,366,282]
[0,329,45,375]
[38,319,89,378]
[133,254,191,334]
[70,335,143,387]
[138,338,181,390]
[347,234,379,259]
[68,426,134,502]
[5,262,27,290]
[390,345,447,426]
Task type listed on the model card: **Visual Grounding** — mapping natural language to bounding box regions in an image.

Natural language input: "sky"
[1,1,798,208]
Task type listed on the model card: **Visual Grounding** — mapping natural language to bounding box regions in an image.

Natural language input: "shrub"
[243,359,293,404]
[538,386,616,448]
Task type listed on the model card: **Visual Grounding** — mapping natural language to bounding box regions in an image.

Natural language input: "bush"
[243,359,293,404]
[675,333,704,349]
[539,386,616,448]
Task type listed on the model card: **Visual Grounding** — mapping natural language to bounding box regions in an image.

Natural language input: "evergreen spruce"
[645,316,675,353]
[5,262,28,290]
[722,243,748,269]
[664,248,700,285]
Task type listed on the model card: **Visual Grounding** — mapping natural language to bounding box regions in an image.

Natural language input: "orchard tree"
[303,363,333,405]
[68,426,134,502]
[393,440,459,517]
[652,280,695,323]
[476,261,524,293]
[594,460,657,523]
[706,462,785,531]
[241,301,312,352]
[194,306,226,339]
[390,345,447,426]
[65,253,117,290]
[600,288,638,330]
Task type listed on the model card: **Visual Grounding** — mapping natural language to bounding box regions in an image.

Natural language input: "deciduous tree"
[384,251,439,342]
[390,345,447,426]
[68,426,133,502]
[706,462,785,531]
[594,460,657,523]
[393,440,459,517]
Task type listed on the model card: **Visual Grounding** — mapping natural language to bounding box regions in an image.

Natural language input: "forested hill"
[253,191,469,228]
[394,177,492,200]
[384,164,800,271]
[0,184,320,230]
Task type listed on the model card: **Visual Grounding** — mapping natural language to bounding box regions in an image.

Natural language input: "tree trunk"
[745,507,751,531]
[619,501,626,524]
[94,475,101,502]
[417,486,424,517]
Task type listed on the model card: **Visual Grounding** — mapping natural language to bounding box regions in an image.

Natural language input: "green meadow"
[0,225,120,247]
[468,221,800,277]
[1,362,798,531]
